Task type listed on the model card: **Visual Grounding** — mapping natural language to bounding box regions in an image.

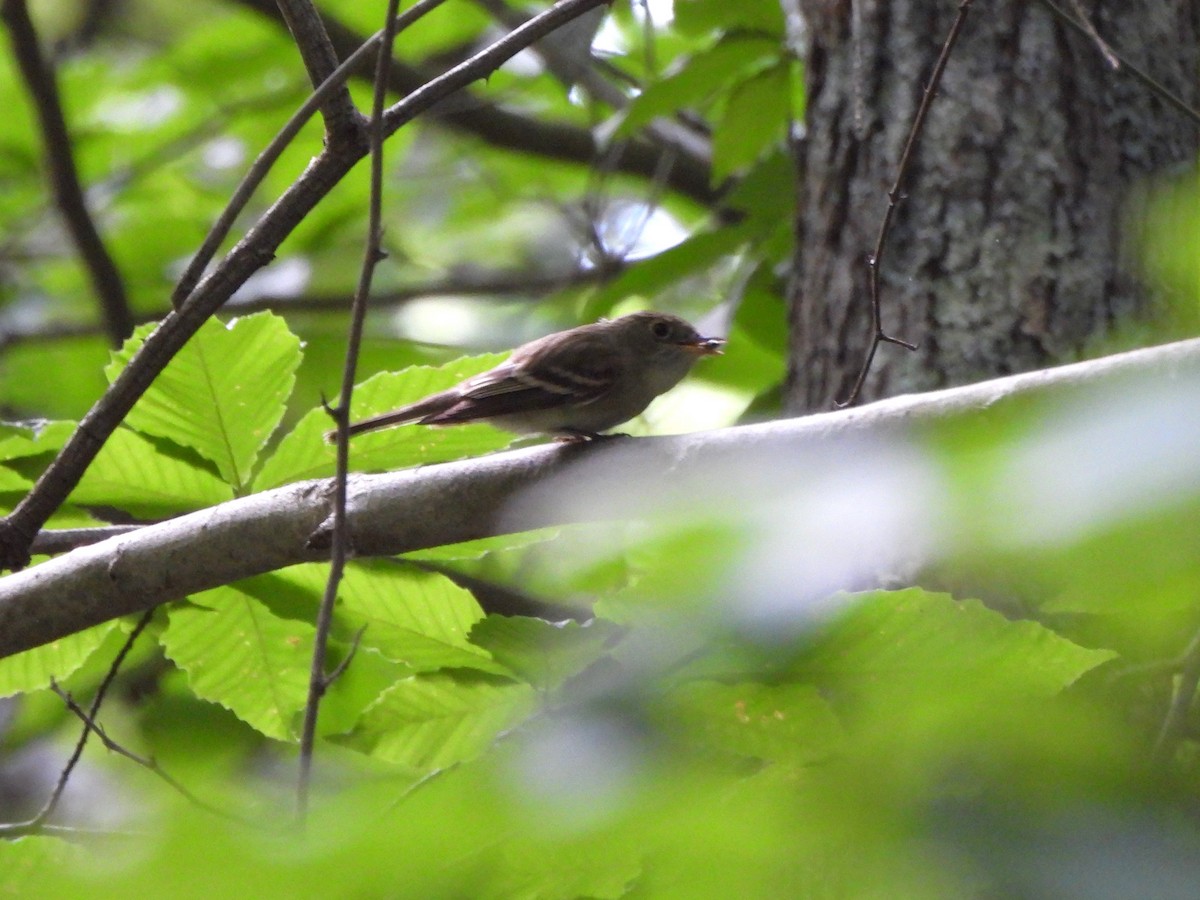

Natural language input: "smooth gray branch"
[2,334,1199,660]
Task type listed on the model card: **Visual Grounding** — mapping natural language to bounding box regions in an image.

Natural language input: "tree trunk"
[784,0,1200,412]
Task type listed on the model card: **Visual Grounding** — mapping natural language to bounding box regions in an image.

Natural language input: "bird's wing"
[422,332,618,424]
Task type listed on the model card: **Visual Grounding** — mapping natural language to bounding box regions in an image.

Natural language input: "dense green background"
[2,0,1200,896]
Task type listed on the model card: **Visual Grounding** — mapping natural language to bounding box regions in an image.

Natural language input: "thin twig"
[836,0,971,408]
[1061,0,1118,70]
[0,0,134,346]
[273,0,359,135]
[1031,0,1200,128]
[325,625,368,686]
[233,0,715,205]
[471,0,709,165]
[1151,623,1200,766]
[49,680,247,823]
[297,0,402,825]
[170,0,450,308]
[29,525,144,555]
[20,609,153,829]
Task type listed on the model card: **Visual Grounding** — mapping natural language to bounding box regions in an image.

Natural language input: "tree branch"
[231,0,717,206]
[0,260,626,351]
[0,0,134,347]
[273,0,359,137]
[298,0,402,822]
[0,0,616,572]
[2,334,1198,661]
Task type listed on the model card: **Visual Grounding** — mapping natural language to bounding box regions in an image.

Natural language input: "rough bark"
[786,0,1200,411]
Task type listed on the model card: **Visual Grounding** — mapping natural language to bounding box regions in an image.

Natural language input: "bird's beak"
[683,336,726,355]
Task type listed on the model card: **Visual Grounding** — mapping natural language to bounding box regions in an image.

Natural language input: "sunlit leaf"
[0,621,116,698]
[162,591,313,740]
[350,674,536,772]
[253,354,512,490]
[712,63,791,181]
[70,427,233,514]
[106,314,301,492]
[470,617,622,690]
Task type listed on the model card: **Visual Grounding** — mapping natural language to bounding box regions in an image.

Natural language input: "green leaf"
[470,617,622,691]
[589,224,751,311]
[0,621,117,698]
[0,420,75,462]
[712,63,791,181]
[674,0,786,36]
[661,681,844,767]
[267,562,513,677]
[70,428,233,515]
[403,528,560,563]
[482,842,643,900]
[350,673,537,772]
[796,589,1117,697]
[336,562,512,676]
[723,149,799,237]
[0,466,31,494]
[616,35,781,137]
[0,336,110,420]
[106,313,301,492]
[161,591,314,741]
[253,354,513,490]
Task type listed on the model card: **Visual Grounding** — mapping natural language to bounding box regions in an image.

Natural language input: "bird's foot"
[552,430,629,444]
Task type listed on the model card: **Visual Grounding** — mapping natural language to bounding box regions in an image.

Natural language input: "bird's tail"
[323,394,453,443]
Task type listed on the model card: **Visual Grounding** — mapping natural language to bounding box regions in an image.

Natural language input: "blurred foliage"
[1,0,1199,898]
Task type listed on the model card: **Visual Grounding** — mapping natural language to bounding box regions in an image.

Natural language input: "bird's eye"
[651,320,672,339]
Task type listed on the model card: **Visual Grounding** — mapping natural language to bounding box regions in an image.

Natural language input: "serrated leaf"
[798,589,1117,696]
[269,562,513,676]
[335,562,513,676]
[470,617,621,690]
[106,313,301,492]
[161,591,314,740]
[253,354,513,490]
[0,621,117,698]
[350,674,536,771]
[71,428,232,514]
[712,63,791,181]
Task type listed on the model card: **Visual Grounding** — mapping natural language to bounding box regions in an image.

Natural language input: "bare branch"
[231,0,716,205]
[49,679,247,823]
[1031,0,1200,127]
[170,0,449,308]
[298,0,402,822]
[0,262,626,352]
[30,525,143,556]
[273,0,359,136]
[2,334,1198,661]
[836,0,970,408]
[24,610,153,828]
[0,0,134,346]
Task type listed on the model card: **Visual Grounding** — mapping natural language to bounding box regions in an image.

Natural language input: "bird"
[330,311,725,442]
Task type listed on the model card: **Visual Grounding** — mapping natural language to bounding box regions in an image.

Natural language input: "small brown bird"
[333,311,725,441]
